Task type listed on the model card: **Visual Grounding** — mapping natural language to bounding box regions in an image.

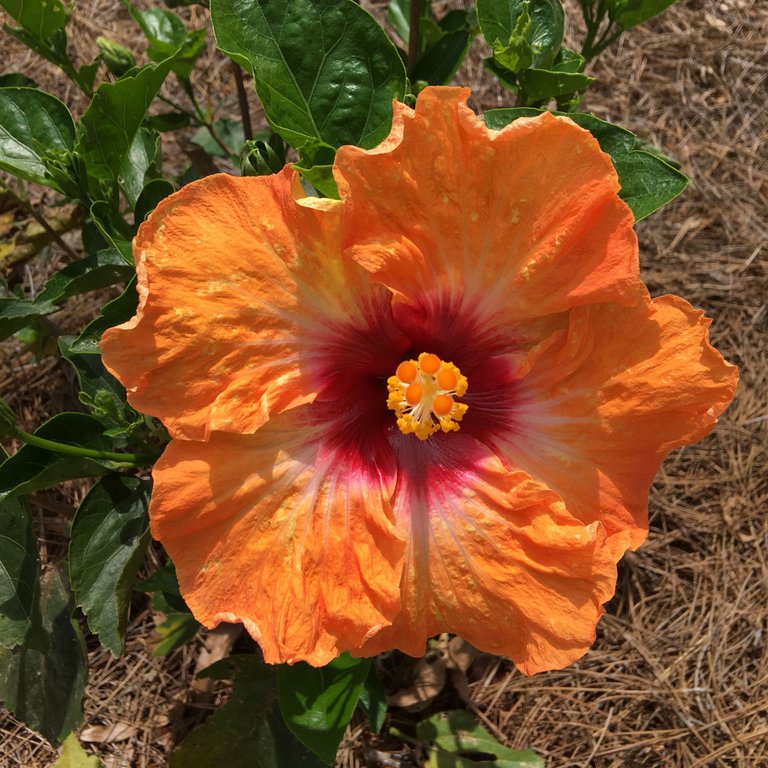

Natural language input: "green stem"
[13,427,154,466]
[407,0,422,75]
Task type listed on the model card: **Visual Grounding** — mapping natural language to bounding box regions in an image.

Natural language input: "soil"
[1,0,766,766]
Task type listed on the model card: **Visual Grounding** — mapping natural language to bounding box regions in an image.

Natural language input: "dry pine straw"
[1,0,767,765]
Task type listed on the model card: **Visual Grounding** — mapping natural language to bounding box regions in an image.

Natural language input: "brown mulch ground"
[1,0,766,765]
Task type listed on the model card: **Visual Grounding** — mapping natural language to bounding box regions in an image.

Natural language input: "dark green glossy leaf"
[417,709,544,767]
[0,0,68,40]
[69,475,150,656]
[0,86,76,189]
[171,655,326,768]
[0,413,115,502]
[484,109,687,220]
[610,0,677,29]
[413,29,473,86]
[68,278,138,355]
[0,564,87,746]
[278,653,371,764]
[134,178,176,224]
[77,58,175,182]
[359,664,387,734]
[211,0,407,151]
[143,111,191,132]
[0,73,37,87]
[120,127,162,209]
[35,250,133,306]
[90,201,134,263]
[0,493,43,650]
[478,0,564,69]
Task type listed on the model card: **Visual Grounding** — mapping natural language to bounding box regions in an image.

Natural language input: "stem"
[13,427,154,466]
[1,182,80,261]
[407,0,422,75]
[232,62,253,141]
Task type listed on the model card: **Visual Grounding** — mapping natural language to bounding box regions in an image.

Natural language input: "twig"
[408,0,422,75]
[232,61,253,141]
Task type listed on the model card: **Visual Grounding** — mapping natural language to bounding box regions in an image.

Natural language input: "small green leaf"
[96,36,137,78]
[0,413,115,502]
[119,127,162,209]
[478,0,564,70]
[0,564,87,746]
[517,66,593,101]
[0,284,58,343]
[0,86,76,190]
[53,733,104,768]
[417,709,544,768]
[0,492,43,650]
[77,58,175,182]
[89,201,134,263]
[69,475,150,656]
[359,664,387,734]
[152,611,199,656]
[35,251,133,306]
[491,1,533,73]
[134,178,176,224]
[191,118,244,159]
[484,109,686,219]
[0,73,37,87]
[414,28,474,86]
[68,278,138,355]
[211,0,407,151]
[171,655,326,768]
[292,162,338,199]
[0,0,68,40]
[387,0,410,44]
[278,653,371,764]
[609,0,677,29]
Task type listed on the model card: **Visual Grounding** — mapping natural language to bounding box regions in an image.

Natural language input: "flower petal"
[335,86,641,326]
[358,434,621,675]
[101,168,386,440]
[150,406,404,666]
[495,294,738,547]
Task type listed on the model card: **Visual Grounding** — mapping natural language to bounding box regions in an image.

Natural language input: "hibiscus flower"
[101,87,736,674]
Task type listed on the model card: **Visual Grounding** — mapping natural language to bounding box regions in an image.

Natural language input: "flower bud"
[96,37,136,78]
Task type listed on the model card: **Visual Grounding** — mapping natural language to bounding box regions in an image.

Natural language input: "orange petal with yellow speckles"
[357,435,622,675]
[335,87,641,325]
[495,293,738,548]
[101,168,382,441]
[150,406,404,665]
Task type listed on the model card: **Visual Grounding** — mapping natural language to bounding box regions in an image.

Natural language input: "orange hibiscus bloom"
[102,88,737,674]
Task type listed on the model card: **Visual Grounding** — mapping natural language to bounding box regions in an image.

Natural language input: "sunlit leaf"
[119,127,162,209]
[278,653,371,764]
[53,733,104,768]
[0,0,68,40]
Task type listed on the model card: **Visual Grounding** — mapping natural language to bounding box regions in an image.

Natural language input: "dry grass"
[1,0,766,765]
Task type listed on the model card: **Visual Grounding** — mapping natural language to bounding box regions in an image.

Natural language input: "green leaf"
[387,0,410,44]
[143,111,191,132]
[68,278,138,355]
[414,28,474,86]
[69,475,150,657]
[0,413,115,502]
[0,284,58,342]
[77,58,175,182]
[417,709,544,768]
[0,86,76,189]
[130,8,208,80]
[134,178,176,224]
[0,493,43,650]
[152,611,199,656]
[96,36,137,78]
[89,201,134,263]
[171,655,326,768]
[612,150,687,220]
[278,653,371,764]
[484,109,686,219]
[517,66,593,102]
[35,251,133,306]
[191,117,244,159]
[0,0,68,40]
[292,162,338,199]
[0,73,37,87]
[211,0,407,151]
[120,127,162,209]
[478,0,564,70]
[609,0,677,29]
[0,564,87,746]
[491,2,533,73]
[359,664,387,734]
[53,733,104,768]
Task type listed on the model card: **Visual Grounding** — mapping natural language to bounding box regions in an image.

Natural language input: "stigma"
[387,353,468,440]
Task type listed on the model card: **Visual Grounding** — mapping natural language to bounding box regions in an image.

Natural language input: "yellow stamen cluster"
[387,352,468,440]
